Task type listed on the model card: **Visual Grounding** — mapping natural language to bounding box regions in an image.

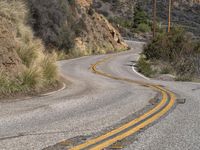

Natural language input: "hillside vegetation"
[27,0,128,56]
[139,0,200,37]
[0,0,128,97]
[0,0,58,97]
[140,27,200,80]
[93,0,200,38]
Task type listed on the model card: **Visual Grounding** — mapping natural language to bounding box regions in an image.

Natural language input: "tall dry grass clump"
[0,0,58,96]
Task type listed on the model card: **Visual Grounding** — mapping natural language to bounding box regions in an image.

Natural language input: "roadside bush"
[21,68,41,90]
[143,27,200,79]
[136,23,151,33]
[0,73,22,94]
[144,27,188,61]
[137,57,155,77]
[0,67,43,95]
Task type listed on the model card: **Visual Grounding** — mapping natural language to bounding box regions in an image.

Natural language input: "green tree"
[133,5,149,28]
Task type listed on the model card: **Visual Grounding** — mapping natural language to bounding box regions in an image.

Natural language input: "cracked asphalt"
[0,41,200,150]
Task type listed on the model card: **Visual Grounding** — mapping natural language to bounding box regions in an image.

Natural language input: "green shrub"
[136,23,151,33]
[144,27,188,61]
[133,5,150,28]
[143,26,200,78]
[137,57,155,77]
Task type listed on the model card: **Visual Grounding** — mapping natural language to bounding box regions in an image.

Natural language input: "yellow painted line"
[91,92,175,150]
[70,55,176,150]
[70,90,167,150]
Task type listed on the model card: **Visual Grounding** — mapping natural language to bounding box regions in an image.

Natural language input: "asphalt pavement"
[0,41,200,150]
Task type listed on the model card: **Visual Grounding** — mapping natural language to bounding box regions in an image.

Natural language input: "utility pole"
[153,0,157,38]
[167,0,172,32]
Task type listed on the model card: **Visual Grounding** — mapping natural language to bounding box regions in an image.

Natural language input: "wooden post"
[153,0,157,38]
[168,0,172,32]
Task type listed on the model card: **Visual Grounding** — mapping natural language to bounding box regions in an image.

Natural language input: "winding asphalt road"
[0,41,200,150]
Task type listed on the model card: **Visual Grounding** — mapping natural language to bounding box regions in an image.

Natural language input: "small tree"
[133,5,149,28]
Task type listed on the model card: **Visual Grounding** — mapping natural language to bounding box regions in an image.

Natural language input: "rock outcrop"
[73,0,128,55]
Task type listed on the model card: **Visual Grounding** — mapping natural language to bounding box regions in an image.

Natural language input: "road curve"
[68,51,175,150]
[0,41,200,150]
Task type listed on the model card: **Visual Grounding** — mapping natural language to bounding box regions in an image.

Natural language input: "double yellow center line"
[70,56,176,150]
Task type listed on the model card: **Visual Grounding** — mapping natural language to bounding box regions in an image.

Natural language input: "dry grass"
[0,72,22,94]
[0,0,58,96]
[41,53,58,85]
[0,0,27,24]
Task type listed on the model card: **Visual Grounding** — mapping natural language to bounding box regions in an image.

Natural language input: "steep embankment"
[0,0,58,97]
[27,0,128,56]
[0,0,128,97]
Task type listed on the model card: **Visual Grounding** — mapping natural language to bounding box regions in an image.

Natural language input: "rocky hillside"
[93,0,200,37]
[0,0,58,97]
[0,0,128,97]
[27,0,128,56]
[93,0,137,38]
